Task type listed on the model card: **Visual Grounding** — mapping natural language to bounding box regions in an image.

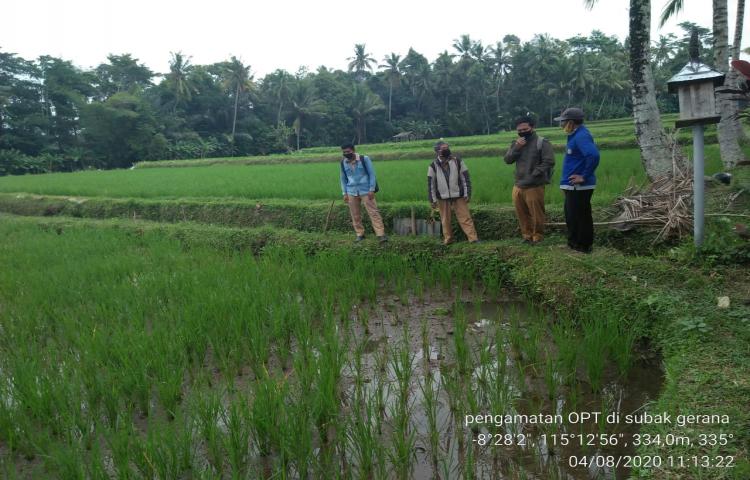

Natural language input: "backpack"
[535,136,554,183]
[341,154,380,193]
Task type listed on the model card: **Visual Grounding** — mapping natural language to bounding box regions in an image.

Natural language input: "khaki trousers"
[512,185,546,242]
[347,195,385,237]
[437,197,478,244]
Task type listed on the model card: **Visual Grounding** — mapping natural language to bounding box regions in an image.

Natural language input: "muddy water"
[344,289,663,480]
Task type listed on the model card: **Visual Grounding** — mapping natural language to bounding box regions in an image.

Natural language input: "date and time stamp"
[464,411,740,471]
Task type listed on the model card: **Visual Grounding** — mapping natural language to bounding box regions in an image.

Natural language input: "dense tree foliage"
[0,28,711,174]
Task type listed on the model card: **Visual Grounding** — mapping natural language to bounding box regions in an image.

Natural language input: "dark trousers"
[564,189,594,249]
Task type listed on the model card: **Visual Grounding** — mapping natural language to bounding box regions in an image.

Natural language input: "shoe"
[569,243,592,253]
[523,239,533,245]
[378,235,388,243]
[355,235,365,242]
[470,240,481,244]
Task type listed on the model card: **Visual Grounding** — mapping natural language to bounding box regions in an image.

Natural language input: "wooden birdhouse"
[667,30,725,128]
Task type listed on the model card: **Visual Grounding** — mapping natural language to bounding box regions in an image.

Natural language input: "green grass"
[0,213,747,478]
[0,146,725,206]
[132,114,697,169]
[0,108,747,479]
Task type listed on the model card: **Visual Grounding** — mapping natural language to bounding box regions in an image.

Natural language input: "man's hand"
[367,191,375,200]
[465,196,470,203]
[343,194,350,203]
[515,138,527,149]
[568,174,585,185]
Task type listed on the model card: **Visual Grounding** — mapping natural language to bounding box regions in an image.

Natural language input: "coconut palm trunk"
[586,0,673,178]
[716,0,746,168]
[732,0,746,144]
[628,0,674,179]
[294,118,302,151]
[388,81,393,122]
[232,82,240,139]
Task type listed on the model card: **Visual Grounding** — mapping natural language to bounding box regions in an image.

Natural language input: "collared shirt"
[340,154,377,196]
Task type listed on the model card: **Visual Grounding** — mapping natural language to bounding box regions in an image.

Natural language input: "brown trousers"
[437,197,478,244]
[512,185,546,242]
[347,194,386,237]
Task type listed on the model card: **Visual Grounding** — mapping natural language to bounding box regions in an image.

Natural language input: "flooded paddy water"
[0,232,666,479]
[340,288,663,479]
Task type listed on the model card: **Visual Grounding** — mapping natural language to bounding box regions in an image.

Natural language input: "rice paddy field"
[0,118,748,479]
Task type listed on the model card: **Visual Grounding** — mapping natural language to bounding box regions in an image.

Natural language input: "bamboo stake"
[323,199,335,233]
[410,207,416,236]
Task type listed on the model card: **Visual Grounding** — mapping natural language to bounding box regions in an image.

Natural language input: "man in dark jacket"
[503,116,555,245]
[554,107,600,253]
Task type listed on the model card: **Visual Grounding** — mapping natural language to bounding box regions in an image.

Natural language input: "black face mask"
[343,152,355,160]
[518,131,533,139]
[440,149,451,157]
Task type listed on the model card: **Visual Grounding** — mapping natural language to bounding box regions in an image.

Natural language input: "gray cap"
[553,107,585,122]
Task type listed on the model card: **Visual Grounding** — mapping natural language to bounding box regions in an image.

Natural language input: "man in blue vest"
[554,108,600,253]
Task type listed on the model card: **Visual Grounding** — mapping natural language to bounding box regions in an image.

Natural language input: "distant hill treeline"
[0,24,712,174]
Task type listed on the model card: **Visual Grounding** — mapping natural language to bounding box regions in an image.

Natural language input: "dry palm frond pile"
[611,151,694,244]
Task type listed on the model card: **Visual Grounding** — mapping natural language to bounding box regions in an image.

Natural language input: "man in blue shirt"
[340,143,387,243]
[554,108,600,253]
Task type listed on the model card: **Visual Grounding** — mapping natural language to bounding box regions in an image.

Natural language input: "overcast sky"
[3,0,744,78]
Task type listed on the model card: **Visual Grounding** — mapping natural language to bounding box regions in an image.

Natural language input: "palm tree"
[222,56,253,140]
[570,52,596,104]
[433,51,454,115]
[262,70,292,125]
[652,34,678,68]
[592,56,630,118]
[379,53,402,122]
[347,44,376,81]
[452,35,475,60]
[734,0,746,64]
[350,84,384,144]
[411,64,433,115]
[0,84,11,141]
[166,52,195,113]
[489,41,512,114]
[730,0,746,145]
[547,59,576,110]
[288,80,326,151]
[400,48,432,115]
[453,35,481,113]
[714,0,746,167]
[658,0,685,27]
[585,0,673,179]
